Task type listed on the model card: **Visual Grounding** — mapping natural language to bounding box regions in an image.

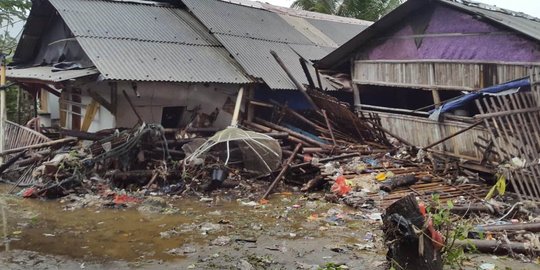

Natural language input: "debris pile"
[0,91,538,267]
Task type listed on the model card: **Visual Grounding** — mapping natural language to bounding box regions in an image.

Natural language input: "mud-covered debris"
[211,236,231,246]
[199,223,221,234]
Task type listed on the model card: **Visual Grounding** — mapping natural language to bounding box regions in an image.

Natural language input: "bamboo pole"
[0,137,77,156]
[422,120,483,150]
[270,50,319,110]
[0,56,6,164]
[262,143,302,200]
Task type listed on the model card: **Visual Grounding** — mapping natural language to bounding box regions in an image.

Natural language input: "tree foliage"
[1,0,31,54]
[291,0,402,21]
[1,0,33,124]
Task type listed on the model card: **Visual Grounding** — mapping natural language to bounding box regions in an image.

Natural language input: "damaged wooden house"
[6,0,370,134]
[316,0,540,201]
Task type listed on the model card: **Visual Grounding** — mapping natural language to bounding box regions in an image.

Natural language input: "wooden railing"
[3,120,51,151]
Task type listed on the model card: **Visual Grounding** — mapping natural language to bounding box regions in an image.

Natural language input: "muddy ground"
[0,184,537,270]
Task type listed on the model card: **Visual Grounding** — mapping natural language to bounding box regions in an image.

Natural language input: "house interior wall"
[114,82,239,129]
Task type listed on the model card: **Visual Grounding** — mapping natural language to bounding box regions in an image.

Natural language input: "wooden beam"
[270,50,319,110]
[81,99,100,132]
[88,89,114,114]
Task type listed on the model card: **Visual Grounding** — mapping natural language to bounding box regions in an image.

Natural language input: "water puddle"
[0,185,376,263]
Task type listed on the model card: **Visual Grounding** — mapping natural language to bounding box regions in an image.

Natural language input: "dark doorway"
[161,106,185,128]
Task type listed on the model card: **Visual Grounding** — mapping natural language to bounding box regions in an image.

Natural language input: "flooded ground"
[0,185,387,269]
[0,184,537,269]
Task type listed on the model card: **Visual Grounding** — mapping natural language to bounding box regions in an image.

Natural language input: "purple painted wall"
[361,5,540,62]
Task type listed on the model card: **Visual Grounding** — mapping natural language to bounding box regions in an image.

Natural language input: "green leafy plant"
[319,262,348,270]
[428,194,475,269]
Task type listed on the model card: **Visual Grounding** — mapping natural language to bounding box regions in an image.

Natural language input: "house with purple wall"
[316,0,540,167]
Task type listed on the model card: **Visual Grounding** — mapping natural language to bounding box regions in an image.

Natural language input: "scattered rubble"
[0,91,539,269]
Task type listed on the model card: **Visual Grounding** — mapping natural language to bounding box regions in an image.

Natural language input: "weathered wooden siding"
[374,111,489,160]
[353,60,537,91]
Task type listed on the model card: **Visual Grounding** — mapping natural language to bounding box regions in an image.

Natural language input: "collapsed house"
[1,0,384,199]
[316,0,540,202]
[6,0,370,133]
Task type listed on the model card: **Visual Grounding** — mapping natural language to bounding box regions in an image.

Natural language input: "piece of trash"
[331,176,351,196]
[211,236,231,246]
[43,233,55,237]
[479,263,495,270]
[367,213,382,221]
[375,172,386,181]
[240,201,258,206]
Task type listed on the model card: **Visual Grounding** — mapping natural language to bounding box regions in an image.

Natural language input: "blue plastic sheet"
[429,77,530,120]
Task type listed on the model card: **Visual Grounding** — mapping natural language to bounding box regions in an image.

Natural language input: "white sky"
[4,0,540,39]
[262,0,540,18]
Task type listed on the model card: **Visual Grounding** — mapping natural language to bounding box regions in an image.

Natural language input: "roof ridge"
[451,0,540,22]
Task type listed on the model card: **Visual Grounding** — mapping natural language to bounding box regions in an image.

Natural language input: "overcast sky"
[263,0,540,18]
[3,0,540,39]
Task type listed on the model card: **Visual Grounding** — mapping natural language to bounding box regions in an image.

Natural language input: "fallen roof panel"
[7,66,99,82]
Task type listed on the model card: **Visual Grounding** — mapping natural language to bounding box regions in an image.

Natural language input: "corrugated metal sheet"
[217,35,323,89]
[77,37,250,83]
[50,0,218,45]
[49,0,250,84]
[182,0,351,89]
[306,18,368,46]
[260,3,372,25]
[7,66,99,82]
[289,44,335,62]
[182,0,312,44]
[279,14,338,47]
[441,0,540,42]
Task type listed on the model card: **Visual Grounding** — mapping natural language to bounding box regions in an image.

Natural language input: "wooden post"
[16,87,21,124]
[270,50,319,110]
[299,58,315,89]
[81,100,100,132]
[122,90,143,124]
[321,109,336,146]
[0,56,6,163]
[261,143,302,200]
[352,83,361,112]
[431,89,441,108]
[230,86,244,127]
[247,85,255,123]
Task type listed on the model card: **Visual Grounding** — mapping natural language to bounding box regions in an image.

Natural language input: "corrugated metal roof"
[49,0,251,84]
[50,0,217,45]
[278,14,339,47]
[182,0,312,44]
[306,18,368,46]
[77,37,250,83]
[289,43,335,62]
[441,0,540,42]
[259,2,372,25]
[7,66,99,82]
[216,35,329,90]
[182,0,356,89]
